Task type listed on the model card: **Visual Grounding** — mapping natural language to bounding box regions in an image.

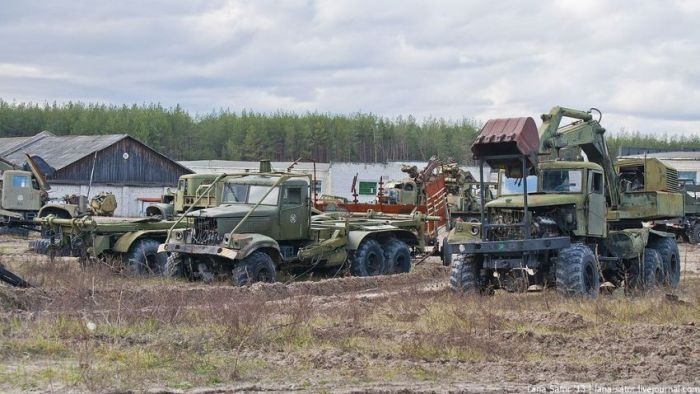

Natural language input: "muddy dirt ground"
[0,234,699,393]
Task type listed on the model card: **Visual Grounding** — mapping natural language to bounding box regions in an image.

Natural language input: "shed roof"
[0,156,16,170]
[0,131,129,170]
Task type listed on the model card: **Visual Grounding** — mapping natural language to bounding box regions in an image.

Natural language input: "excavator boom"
[537,106,620,208]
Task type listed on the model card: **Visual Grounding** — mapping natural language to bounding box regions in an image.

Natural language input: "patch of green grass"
[6,337,70,357]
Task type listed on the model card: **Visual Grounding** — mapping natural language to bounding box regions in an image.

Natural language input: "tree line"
[1,100,698,164]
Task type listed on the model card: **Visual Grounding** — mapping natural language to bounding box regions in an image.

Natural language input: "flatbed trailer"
[34,215,188,274]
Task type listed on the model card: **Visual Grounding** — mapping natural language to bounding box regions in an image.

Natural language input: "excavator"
[446,106,683,297]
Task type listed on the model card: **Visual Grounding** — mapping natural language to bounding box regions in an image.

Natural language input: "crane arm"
[538,106,620,208]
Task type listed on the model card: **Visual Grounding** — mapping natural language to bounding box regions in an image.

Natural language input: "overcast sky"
[0,0,698,135]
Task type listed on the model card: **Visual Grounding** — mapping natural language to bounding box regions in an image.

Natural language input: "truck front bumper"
[451,236,571,270]
[158,242,238,261]
[453,236,570,254]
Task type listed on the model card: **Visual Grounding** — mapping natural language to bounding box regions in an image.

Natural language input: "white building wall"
[328,162,491,202]
[180,160,331,198]
[179,160,492,204]
[48,184,165,217]
[661,160,700,182]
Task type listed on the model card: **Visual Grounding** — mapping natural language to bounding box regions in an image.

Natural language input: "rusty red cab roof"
[471,117,540,171]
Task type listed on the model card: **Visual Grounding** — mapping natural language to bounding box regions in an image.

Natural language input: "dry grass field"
[0,234,699,393]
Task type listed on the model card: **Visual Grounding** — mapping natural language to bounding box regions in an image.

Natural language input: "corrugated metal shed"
[0,131,192,186]
[1,131,126,169]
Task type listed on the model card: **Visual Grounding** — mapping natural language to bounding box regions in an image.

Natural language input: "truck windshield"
[222,184,280,205]
[500,175,537,196]
[222,184,249,203]
[248,185,279,205]
[541,170,583,193]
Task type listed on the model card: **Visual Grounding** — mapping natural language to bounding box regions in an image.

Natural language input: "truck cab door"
[2,171,42,213]
[587,170,606,237]
[279,185,309,240]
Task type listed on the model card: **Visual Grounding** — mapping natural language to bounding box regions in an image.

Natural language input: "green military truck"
[1,154,102,231]
[35,215,187,275]
[444,168,496,224]
[145,173,219,219]
[159,162,436,285]
[1,155,50,227]
[651,178,700,243]
[445,106,683,298]
[33,173,223,274]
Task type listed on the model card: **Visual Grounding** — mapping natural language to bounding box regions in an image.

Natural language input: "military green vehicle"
[1,155,49,226]
[1,154,93,229]
[445,106,683,298]
[444,168,496,224]
[651,178,700,243]
[145,173,219,219]
[32,173,223,274]
[35,214,188,275]
[159,162,435,285]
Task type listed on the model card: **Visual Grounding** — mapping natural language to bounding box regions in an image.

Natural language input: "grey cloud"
[0,0,698,136]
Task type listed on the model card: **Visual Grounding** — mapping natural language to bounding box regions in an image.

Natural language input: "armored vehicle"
[160,162,435,285]
[446,107,683,297]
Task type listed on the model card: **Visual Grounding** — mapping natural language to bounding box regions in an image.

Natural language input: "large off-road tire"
[351,239,386,277]
[688,223,700,244]
[649,237,680,288]
[383,239,411,274]
[629,249,664,291]
[441,236,452,267]
[165,252,185,278]
[124,239,167,275]
[449,254,483,294]
[232,251,276,286]
[556,243,599,298]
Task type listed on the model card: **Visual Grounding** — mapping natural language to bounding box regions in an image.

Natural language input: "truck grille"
[487,209,526,241]
[192,217,222,245]
[666,167,680,193]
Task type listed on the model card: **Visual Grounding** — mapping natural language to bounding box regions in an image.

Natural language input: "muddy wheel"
[383,239,411,274]
[351,239,386,277]
[629,249,664,291]
[449,254,484,294]
[165,252,185,278]
[441,236,452,267]
[689,223,700,244]
[649,237,680,288]
[232,251,276,286]
[556,243,599,298]
[124,239,167,275]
